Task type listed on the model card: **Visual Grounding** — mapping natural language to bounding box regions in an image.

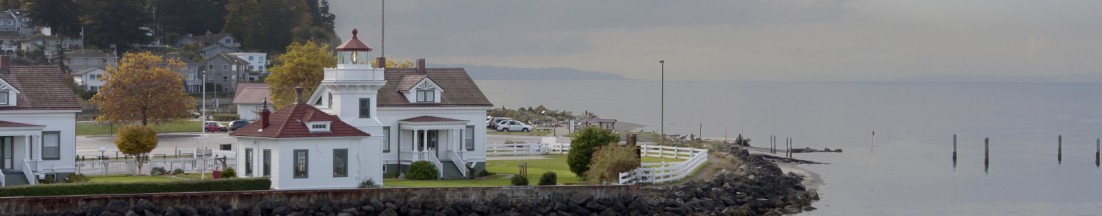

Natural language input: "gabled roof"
[399,116,465,122]
[0,120,42,128]
[229,104,369,138]
[233,83,269,104]
[377,68,493,107]
[204,52,248,64]
[0,65,81,110]
[396,75,428,91]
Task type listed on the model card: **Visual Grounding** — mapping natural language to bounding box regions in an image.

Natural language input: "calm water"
[477,80,1102,215]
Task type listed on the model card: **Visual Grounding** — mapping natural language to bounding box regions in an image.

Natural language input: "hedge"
[212,114,240,121]
[0,178,270,197]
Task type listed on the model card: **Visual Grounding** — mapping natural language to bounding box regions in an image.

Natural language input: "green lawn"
[77,120,203,136]
[384,154,683,188]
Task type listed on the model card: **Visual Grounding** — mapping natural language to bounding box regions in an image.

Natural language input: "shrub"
[0,178,270,197]
[172,168,185,175]
[406,161,439,180]
[511,174,529,186]
[477,169,495,177]
[567,126,620,177]
[213,114,240,121]
[116,125,158,175]
[538,171,557,185]
[586,144,641,184]
[65,174,90,183]
[150,167,168,176]
[359,178,379,188]
[221,167,237,178]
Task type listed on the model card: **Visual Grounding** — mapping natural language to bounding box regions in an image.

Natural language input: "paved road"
[76,132,235,158]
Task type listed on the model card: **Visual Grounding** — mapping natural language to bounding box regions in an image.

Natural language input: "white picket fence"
[76,157,236,176]
[486,138,709,185]
[619,145,709,184]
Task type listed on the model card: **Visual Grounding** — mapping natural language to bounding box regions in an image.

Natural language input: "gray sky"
[332,0,1102,81]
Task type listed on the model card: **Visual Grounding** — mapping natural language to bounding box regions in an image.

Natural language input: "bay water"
[477,80,1102,215]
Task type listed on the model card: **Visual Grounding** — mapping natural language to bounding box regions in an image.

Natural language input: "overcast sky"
[331,1,1102,81]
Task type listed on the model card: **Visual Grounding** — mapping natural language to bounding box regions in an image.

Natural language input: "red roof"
[399,116,465,122]
[229,104,369,138]
[0,120,42,128]
[335,28,373,51]
[0,65,82,111]
[232,82,269,104]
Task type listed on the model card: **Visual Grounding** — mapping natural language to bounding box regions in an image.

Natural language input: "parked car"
[496,120,532,132]
[229,120,252,131]
[487,117,511,129]
[205,121,228,132]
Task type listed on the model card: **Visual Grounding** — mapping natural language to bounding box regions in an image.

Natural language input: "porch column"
[25,134,31,161]
[421,129,428,152]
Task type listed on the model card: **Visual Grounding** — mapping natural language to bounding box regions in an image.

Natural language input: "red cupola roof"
[336,28,373,51]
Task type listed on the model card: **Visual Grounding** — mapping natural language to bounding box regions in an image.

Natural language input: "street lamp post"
[659,60,664,146]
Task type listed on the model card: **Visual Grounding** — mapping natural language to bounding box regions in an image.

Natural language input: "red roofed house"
[229,89,377,190]
[232,82,269,121]
[0,56,82,187]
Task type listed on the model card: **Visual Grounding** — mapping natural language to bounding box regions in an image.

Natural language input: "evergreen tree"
[83,0,153,52]
[24,0,83,38]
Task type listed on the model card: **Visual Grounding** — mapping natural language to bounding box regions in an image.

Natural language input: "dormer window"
[307,121,331,133]
[416,89,435,102]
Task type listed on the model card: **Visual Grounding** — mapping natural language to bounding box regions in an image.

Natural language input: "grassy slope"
[77,120,203,136]
[384,154,684,188]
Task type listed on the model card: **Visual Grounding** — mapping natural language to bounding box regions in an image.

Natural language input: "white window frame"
[382,127,391,153]
[307,121,331,133]
[42,131,60,160]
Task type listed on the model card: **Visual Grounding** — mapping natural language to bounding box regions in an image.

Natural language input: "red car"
[204,121,228,132]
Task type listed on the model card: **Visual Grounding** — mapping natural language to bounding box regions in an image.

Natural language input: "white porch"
[396,116,473,178]
[0,122,46,186]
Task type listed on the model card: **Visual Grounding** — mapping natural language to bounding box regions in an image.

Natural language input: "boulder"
[105,201,130,213]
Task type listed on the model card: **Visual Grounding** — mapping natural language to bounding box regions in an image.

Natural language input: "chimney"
[294,86,304,104]
[416,58,426,73]
[260,98,271,128]
[376,57,386,69]
[0,55,10,74]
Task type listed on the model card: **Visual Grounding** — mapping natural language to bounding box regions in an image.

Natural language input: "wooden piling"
[952,134,957,163]
[1096,138,1099,167]
[1058,135,1062,164]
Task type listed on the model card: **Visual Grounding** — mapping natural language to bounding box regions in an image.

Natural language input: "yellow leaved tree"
[266,41,336,109]
[116,125,158,175]
[370,56,415,68]
[91,52,196,126]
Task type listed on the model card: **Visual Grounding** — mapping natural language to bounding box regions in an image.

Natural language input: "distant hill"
[436,64,626,80]
[903,72,1102,83]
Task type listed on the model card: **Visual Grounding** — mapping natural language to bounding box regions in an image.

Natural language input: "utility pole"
[381,0,385,58]
[659,60,665,146]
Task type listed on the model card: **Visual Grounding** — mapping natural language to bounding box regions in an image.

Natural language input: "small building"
[64,49,117,73]
[581,117,617,131]
[232,82,268,121]
[71,68,106,92]
[0,55,82,187]
[175,32,240,49]
[229,98,379,190]
[228,52,268,76]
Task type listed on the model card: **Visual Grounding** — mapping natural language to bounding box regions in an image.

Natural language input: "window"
[42,131,60,160]
[359,98,370,118]
[415,130,438,151]
[382,127,391,153]
[312,124,327,129]
[245,148,253,177]
[293,149,308,178]
[308,122,331,133]
[208,64,213,70]
[224,38,231,43]
[465,125,475,151]
[0,91,8,105]
[416,90,435,102]
[262,149,271,176]
[333,149,348,177]
[248,56,254,61]
[223,76,228,81]
[223,65,229,70]
[327,92,333,108]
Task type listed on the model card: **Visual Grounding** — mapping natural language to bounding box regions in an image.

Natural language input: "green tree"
[24,0,83,38]
[149,0,228,40]
[265,41,334,108]
[83,0,152,52]
[567,126,620,177]
[92,52,197,126]
[370,56,415,68]
[116,125,158,175]
[585,144,640,184]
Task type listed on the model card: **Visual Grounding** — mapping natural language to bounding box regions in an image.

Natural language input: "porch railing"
[22,161,35,185]
[449,150,468,177]
[423,152,444,179]
[76,157,234,176]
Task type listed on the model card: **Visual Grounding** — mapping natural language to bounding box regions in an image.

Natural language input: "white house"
[0,55,81,187]
[232,82,268,121]
[228,52,268,75]
[229,96,379,190]
[71,68,106,92]
[306,29,493,180]
[64,49,117,73]
[229,29,493,189]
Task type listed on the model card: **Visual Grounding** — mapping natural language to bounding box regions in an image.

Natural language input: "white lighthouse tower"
[311,28,387,136]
